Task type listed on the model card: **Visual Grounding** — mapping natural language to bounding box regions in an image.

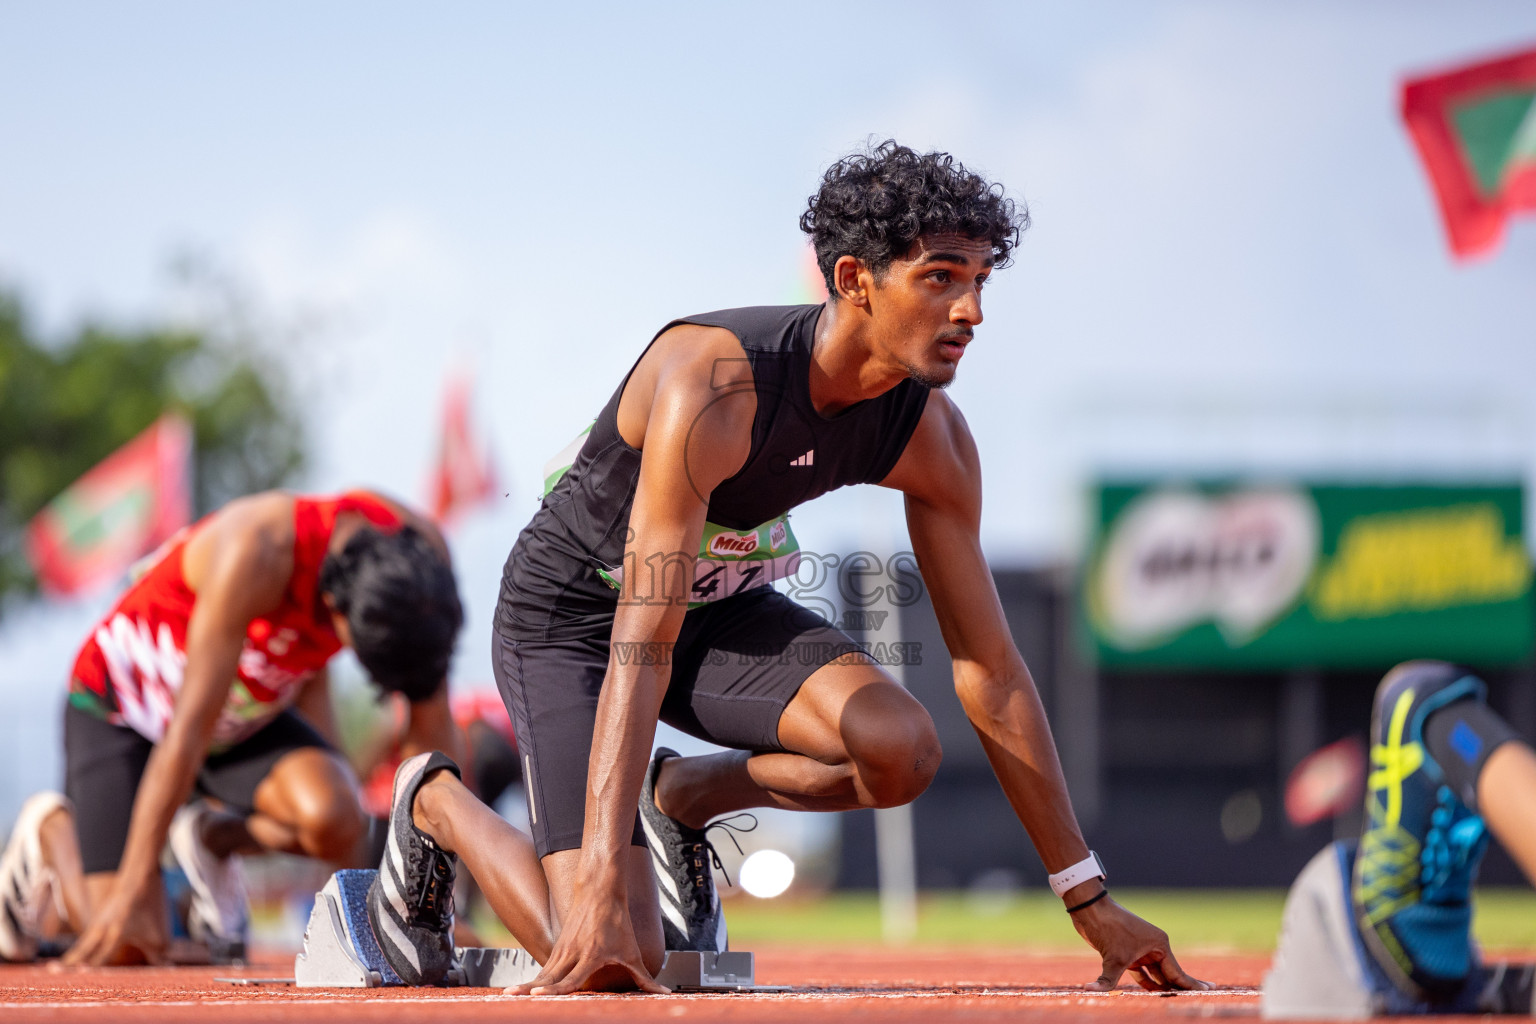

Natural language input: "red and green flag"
[26,414,193,596]
[1401,45,1536,258]
[427,374,498,526]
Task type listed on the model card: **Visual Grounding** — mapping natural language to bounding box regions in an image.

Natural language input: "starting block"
[1262,842,1533,1018]
[294,869,538,987]
[295,869,767,991]
[654,950,762,991]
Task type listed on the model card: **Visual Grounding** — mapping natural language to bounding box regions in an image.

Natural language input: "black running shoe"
[366,751,462,986]
[639,748,727,953]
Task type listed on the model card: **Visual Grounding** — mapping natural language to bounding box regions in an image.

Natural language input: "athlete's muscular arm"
[884,395,1203,992]
[65,495,295,966]
[515,326,755,996]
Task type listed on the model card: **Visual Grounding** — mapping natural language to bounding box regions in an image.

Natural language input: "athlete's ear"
[834,255,871,307]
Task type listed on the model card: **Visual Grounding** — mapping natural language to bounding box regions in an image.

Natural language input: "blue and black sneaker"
[1352,661,1491,1001]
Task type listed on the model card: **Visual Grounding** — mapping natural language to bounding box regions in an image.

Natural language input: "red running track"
[0,945,1517,1023]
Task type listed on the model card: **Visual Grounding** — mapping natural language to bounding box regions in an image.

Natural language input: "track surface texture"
[0,946,1525,1022]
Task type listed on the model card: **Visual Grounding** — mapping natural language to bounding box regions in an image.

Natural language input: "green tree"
[0,288,305,605]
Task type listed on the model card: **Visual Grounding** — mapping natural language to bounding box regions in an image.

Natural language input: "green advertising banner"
[1083,482,1533,669]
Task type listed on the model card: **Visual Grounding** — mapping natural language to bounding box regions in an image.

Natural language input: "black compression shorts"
[63,703,332,874]
[492,587,865,858]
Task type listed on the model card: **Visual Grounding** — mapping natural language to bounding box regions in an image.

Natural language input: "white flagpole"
[863,541,919,943]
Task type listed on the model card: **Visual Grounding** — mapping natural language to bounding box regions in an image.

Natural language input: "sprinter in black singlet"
[361,141,1207,995]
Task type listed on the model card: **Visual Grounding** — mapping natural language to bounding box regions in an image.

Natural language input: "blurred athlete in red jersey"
[0,490,465,965]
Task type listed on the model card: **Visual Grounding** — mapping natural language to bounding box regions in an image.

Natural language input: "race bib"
[544,424,801,605]
[595,515,802,606]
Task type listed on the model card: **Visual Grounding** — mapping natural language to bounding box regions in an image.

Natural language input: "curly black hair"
[318,525,463,702]
[800,140,1027,298]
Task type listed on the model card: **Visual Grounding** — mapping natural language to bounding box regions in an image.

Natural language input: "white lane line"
[0,987,1261,1009]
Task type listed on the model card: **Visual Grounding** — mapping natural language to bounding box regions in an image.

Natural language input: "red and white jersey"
[68,492,403,751]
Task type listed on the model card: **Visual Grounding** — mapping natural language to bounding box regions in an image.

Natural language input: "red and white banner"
[26,414,193,596]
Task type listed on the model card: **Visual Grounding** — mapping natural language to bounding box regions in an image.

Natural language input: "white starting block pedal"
[295,869,537,987]
[295,869,777,991]
[1262,842,1534,1018]
[655,950,782,992]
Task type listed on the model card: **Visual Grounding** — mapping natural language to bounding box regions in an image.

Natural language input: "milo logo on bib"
[594,516,801,605]
[544,423,801,605]
[708,530,759,558]
[690,518,801,605]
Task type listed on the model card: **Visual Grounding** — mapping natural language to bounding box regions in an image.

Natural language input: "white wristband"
[1048,851,1106,897]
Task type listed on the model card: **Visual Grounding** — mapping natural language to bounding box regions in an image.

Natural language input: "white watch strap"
[1048,851,1105,897]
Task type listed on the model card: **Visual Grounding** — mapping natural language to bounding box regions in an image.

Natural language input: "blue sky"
[2,2,1535,814]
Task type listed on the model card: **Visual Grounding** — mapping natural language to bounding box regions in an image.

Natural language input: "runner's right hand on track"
[1072,895,1208,992]
[506,881,668,996]
[62,877,168,966]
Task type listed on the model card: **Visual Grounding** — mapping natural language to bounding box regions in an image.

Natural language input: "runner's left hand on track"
[1071,894,1208,992]
[62,877,169,967]
[505,883,668,996]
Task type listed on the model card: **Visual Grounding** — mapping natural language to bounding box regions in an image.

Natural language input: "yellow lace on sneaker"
[1357,691,1425,927]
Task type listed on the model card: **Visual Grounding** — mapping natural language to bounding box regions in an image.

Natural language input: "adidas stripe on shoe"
[639,748,727,954]
[366,751,462,986]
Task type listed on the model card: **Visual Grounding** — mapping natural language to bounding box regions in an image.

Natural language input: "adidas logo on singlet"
[791,450,814,467]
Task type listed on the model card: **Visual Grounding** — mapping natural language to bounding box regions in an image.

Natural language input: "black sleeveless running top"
[497,304,931,640]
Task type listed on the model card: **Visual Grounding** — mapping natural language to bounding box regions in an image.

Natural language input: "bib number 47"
[691,561,765,602]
